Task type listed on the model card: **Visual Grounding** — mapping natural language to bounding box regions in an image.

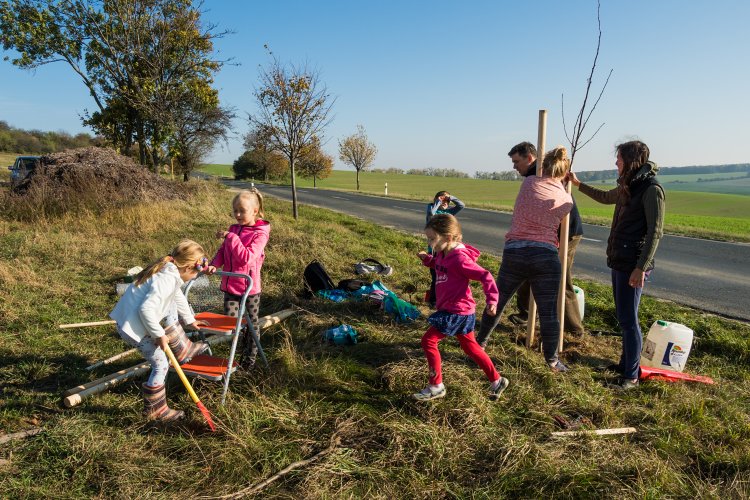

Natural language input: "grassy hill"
[1,182,749,497]
[200,166,750,242]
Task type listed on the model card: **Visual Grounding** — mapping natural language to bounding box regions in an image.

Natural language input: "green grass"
[1,182,750,497]
[200,166,750,242]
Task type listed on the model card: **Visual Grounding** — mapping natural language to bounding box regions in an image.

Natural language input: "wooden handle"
[163,344,201,404]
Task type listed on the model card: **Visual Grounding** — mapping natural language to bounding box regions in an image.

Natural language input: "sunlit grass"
[1,182,749,497]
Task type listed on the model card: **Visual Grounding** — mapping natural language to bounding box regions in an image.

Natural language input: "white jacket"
[110,262,196,344]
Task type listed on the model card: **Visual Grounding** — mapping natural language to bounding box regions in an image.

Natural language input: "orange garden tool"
[163,344,217,432]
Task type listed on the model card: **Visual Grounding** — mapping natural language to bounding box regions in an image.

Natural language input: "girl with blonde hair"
[110,239,209,421]
[476,147,574,373]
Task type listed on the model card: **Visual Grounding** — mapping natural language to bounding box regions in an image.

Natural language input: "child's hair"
[134,239,206,286]
[425,213,463,242]
[433,190,450,202]
[233,188,265,219]
[542,146,570,179]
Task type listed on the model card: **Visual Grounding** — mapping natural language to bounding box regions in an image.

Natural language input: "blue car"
[7,156,40,186]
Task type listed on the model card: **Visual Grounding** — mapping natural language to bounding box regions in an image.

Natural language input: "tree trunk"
[313,176,317,188]
[290,156,299,219]
[356,169,360,190]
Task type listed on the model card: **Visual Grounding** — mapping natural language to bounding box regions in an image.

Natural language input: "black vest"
[606,173,662,272]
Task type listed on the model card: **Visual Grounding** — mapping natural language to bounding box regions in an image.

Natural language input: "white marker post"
[384,182,388,196]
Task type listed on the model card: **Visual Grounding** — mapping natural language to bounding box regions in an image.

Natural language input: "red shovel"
[164,344,217,431]
[639,366,715,385]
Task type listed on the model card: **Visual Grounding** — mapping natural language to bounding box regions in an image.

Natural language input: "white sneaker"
[488,377,510,400]
[412,384,446,401]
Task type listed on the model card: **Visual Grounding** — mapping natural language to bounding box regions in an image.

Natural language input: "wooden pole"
[557,180,573,352]
[59,320,116,329]
[64,362,151,397]
[551,427,637,438]
[526,109,547,349]
[86,348,138,371]
[63,363,151,407]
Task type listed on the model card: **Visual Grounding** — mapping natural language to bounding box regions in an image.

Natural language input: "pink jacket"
[505,175,573,247]
[210,219,270,296]
[419,244,499,315]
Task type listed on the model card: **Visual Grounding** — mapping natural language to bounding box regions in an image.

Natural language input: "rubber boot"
[164,322,208,364]
[142,383,184,421]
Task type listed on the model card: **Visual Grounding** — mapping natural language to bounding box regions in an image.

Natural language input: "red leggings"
[421,326,500,386]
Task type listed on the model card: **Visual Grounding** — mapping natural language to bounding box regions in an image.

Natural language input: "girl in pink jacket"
[207,188,270,369]
[414,214,509,401]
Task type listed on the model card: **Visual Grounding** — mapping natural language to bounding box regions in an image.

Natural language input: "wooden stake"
[63,363,151,407]
[59,320,116,329]
[85,348,138,371]
[64,363,151,397]
[526,109,547,349]
[557,180,573,353]
[551,427,637,438]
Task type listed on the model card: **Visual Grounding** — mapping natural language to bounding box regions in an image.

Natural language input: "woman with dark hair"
[568,140,665,390]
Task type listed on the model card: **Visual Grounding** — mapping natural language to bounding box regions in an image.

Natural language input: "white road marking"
[582,237,603,242]
[331,196,348,200]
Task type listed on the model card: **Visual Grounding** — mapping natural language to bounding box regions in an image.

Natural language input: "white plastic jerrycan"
[641,320,694,372]
[572,284,585,320]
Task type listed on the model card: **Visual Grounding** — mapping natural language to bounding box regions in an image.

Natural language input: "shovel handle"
[163,344,201,404]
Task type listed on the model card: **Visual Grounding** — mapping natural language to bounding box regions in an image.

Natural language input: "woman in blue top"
[425,191,465,307]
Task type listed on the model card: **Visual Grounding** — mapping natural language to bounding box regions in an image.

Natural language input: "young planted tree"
[338,125,377,191]
[297,136,333,188]
[557,0,612,350]
[250,52,334,219]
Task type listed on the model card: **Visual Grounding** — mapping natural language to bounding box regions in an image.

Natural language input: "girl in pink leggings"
[413,214,509,401]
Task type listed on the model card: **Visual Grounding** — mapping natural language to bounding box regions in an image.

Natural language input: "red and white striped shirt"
[505,175,573,248]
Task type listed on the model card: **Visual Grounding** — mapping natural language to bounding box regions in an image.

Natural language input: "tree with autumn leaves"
[0,0,233,176]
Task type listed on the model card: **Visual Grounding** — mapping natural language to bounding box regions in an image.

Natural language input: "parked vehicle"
[7,156,40,186]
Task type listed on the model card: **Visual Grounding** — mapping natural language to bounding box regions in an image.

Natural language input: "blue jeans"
[477,246,561,363]
[611,269,645,380]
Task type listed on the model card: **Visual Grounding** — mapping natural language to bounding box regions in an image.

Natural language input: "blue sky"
[1,0,748,173]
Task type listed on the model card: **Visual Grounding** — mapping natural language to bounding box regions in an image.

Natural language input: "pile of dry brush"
[3,147,187,221]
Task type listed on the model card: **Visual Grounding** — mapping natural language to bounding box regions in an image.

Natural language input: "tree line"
[1,0,233,180]
[0,121,102,155]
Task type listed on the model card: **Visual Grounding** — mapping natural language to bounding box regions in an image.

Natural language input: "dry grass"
[1,182,749,498]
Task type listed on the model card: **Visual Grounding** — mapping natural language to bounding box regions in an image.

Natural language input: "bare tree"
[338,125,377,191]
[562,0,612,169]
[250,50,334,219]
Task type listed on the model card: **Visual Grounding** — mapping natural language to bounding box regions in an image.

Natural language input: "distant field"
[199,166,750,242]
[586,171,750,196]
[0,152,16,180]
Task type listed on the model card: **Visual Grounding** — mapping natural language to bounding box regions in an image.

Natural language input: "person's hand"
[629,268,646,288]
[485,303,497,316]
[190,320,209,330]
[567,172,581,187]
[204,265,217,275]
[216,230,229,239]
[417,250,429,259]
[156,335,169,352]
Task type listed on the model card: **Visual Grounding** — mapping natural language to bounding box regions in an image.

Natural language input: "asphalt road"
[223,179,750,322]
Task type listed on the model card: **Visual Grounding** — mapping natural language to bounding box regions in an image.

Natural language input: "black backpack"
[303,260,336,298]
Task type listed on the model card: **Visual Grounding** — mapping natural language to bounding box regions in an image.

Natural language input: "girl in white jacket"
[110,240,208,421]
